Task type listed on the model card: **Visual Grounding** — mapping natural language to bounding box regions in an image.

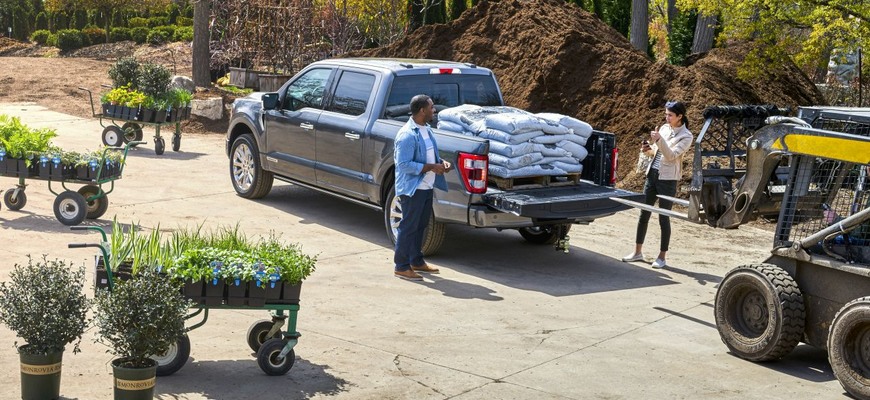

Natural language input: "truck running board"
[607,197,697,223]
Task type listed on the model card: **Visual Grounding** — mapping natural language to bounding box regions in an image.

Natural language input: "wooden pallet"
[488,173,580,190]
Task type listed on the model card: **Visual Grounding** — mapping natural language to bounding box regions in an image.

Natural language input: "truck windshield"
[384,74,502,120]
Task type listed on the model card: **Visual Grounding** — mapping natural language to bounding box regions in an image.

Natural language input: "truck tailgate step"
[482,183,644,219]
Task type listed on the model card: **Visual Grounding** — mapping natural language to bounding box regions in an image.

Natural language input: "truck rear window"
[384,74,502,119]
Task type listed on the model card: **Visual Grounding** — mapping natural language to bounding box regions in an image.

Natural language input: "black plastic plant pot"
[183,280,205,304]
[102,103,111,116]
[264,281,282,302]
[38,163,66,180]
[246,281,266,307]
[226,281,246,306]
[112,358,157,400]
[19,347,63,400]
[282,283,302,304]
[204,280,225,306]
[141,109,155,123]
[155,110,167,123]
[169,109,179,122]
[95,258,133,291]
[182,107,191,120]
[75,165,98,181]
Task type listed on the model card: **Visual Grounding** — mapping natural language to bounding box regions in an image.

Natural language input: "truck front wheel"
[230,134,274,199]
[518,225,572,245]
[384,186,446,257]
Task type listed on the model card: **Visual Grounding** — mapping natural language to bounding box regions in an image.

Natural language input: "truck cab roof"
[309,58,494,76]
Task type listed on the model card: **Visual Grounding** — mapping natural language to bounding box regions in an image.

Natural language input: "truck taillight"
[610,148,619,185]
[458,152,488,194]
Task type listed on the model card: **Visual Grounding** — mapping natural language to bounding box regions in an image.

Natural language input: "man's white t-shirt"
[416,124,436,190]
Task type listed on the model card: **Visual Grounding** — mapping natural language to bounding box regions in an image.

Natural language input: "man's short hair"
[410,94,431,115]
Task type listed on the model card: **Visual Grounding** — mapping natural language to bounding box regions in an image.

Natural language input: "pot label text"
[116,377,156,390]
[20,362,62,375]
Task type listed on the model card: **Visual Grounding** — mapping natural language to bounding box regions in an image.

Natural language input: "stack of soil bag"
[437,105,593,179]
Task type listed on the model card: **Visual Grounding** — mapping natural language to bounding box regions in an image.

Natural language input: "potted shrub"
[92,268,192,400]
[0,115,57,177]
[0,256,90,400]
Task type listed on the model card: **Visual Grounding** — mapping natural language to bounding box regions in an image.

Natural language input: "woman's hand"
[649,130,662,143]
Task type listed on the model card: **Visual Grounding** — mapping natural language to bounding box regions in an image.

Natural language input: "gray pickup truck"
[226,58,641,255]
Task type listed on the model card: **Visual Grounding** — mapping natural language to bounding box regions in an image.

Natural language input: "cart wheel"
[155,137,166,155]
[102,126,124,147]
[77,185,109,219]
[53,191,88,226]
[154,334,191,376]
[257,338,295,376]
[121,122,144,145]
[247,320,282,352]
[3,188,26,211]
[172,134,181,152]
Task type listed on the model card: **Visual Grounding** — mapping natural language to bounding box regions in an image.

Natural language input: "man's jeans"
[394,189,433,271]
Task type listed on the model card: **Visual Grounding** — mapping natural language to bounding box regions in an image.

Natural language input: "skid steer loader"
[612,105,870,399]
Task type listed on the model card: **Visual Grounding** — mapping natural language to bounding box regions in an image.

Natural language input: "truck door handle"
[345,132,360,140]
[300,123,314,130]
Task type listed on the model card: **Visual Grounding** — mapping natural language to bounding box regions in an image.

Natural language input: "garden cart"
[0,141,141,226]
[80,87,185,155]
[67,226,303,377]
[611,105,870,399]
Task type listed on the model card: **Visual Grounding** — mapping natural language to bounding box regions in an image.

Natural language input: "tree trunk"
[591,0,603,18]
[814,45,833,83]
[408,0,424,32]
[629,0,648,53]
[192,0,211,88]
[450,0,466,20]
[666,0,676,36]
[691,12,716,54]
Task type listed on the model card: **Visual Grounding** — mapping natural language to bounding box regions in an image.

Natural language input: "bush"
[138,63,171,98]
[174,26,193,42]
[109,57,140,89]
[147,30,168,45]
[35,12,48,30]
[128,17,148,28]
[46,34,58,47]
[109,27,131,42]
[153,25,176,39]
[176,16,193,26]
[130,27,149,44]
[30,30,51,45]
[56,29,85,52]
[148,16,170,28]
[82,25,106,46]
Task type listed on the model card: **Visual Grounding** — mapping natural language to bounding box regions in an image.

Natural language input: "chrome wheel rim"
[389,194,402,239]
[58,198,80,220]
[232,143,255,192]
[105,130,119,146]
[151,343,178,366]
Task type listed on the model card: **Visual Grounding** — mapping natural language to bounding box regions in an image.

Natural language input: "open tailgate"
[482,183,644,219]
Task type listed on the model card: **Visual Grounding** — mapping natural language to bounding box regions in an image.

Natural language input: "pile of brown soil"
[355,0,824,188]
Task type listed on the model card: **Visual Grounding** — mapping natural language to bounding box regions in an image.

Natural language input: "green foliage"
[219,85,254,96]
[130,27,150,44]
[602,0,632,37]
[30,30,51,45]
[128,17,148,28]
[174,26,193,42]
[56,29,85,51]
[110,27,132,42]
[138,63,172,98]
[46,33,58,47]
[147,29,168,45]
[449,0,467,20]
[92,269,191,368]
[0,114,58,161]
[109,57,140,89]
[0,256,90,355]
[176,16,193,26]
[82,25,107,45]
[667,10,696,65]
[166,2,180,23]
[147,16,169,28]
[152,24,176,40]
[35,12,48,30]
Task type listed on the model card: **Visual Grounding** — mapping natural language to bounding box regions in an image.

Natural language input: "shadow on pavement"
[257,184,678,297]
[660,265,722,286]
[421,275,504,301]
[155,357,348,399]
[732,344,836,384]
[125,148,207,161]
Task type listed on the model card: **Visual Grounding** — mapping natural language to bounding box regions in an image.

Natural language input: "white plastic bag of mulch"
[488,164,568,179]
[553,161,584,174]
[488,141,537,158]
[437,120,471,134]
[557,140,588,161]
[489,152,545,170]
[536,112,594,138]
[533,143,572,157]
[438,104,485,132]
[478,128,544,145]
[476,112,548,134]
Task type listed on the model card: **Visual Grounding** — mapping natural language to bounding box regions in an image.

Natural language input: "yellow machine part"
[772,134,870,165]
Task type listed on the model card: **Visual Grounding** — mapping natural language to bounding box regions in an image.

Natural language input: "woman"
[622,101,693,269]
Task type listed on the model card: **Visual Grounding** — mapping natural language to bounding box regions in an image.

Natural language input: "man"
[393,94,452,281]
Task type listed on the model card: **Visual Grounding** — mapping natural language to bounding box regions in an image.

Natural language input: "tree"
[192,0,209,87]
[449,0,466,20]
[602,0,632,37]
[629,0,648,53]
[45,0,170,42]
[667,9,696,64]
[691,12,716,54]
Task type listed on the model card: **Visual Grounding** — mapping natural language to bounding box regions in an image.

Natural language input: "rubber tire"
[172,134,181,152]
[120,122,144,144]
[714,263,805,361]
[518,224,573,245]
[102,126,124,147]
[383,185,446,257]
[257,338,295,376]
[247,319,281,353]
[77,185,109,219]
[155,137,165,155]
[53,191,88,226]
[828,297,870,400]
[230,134,274,199]
[154,334,191,377]
[3,188,26,211]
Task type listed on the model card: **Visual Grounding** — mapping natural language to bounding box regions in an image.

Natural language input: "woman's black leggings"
[636,169,678,252]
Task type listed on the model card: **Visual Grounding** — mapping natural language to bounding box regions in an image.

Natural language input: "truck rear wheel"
[384,186,446,257]
[518,225,572,245]
[230,134,274,199]
[714,263,805,361]
[828,297,870,400]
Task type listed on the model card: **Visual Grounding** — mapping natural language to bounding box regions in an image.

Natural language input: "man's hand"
[424,163,447,174]
[442,160,452,172]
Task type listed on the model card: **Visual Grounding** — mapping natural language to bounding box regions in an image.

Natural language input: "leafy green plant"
[56,29,85,52]
[138,63,171,98]
[130,27,150,44]
[147,30,168,45]
[103,85,132,105]
[30,29,50,45]
[167,87,193,108]
[0,115,57,162]
[256,234,317,284]
[128,17,148,28]
[109,27,131,42]
[92,268,191,368]
[174,26,193,42]
[82,25,106,45]
[125,90,147,108]
[152,25,176,40]
[0,256,90,355]
[109,57,140,89]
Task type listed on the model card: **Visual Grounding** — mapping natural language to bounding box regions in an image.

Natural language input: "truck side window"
[326,71,375,116]
[283,68,332,111]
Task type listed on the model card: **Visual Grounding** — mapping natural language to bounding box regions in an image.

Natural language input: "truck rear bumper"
[482,183,644,219]
[468,205,534,228]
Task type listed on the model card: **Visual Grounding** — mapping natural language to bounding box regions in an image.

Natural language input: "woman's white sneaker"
[621,253,645,262]
[651,258,667,269]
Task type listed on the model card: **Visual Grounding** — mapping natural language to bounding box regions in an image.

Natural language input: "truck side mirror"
[262,93,279,110]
